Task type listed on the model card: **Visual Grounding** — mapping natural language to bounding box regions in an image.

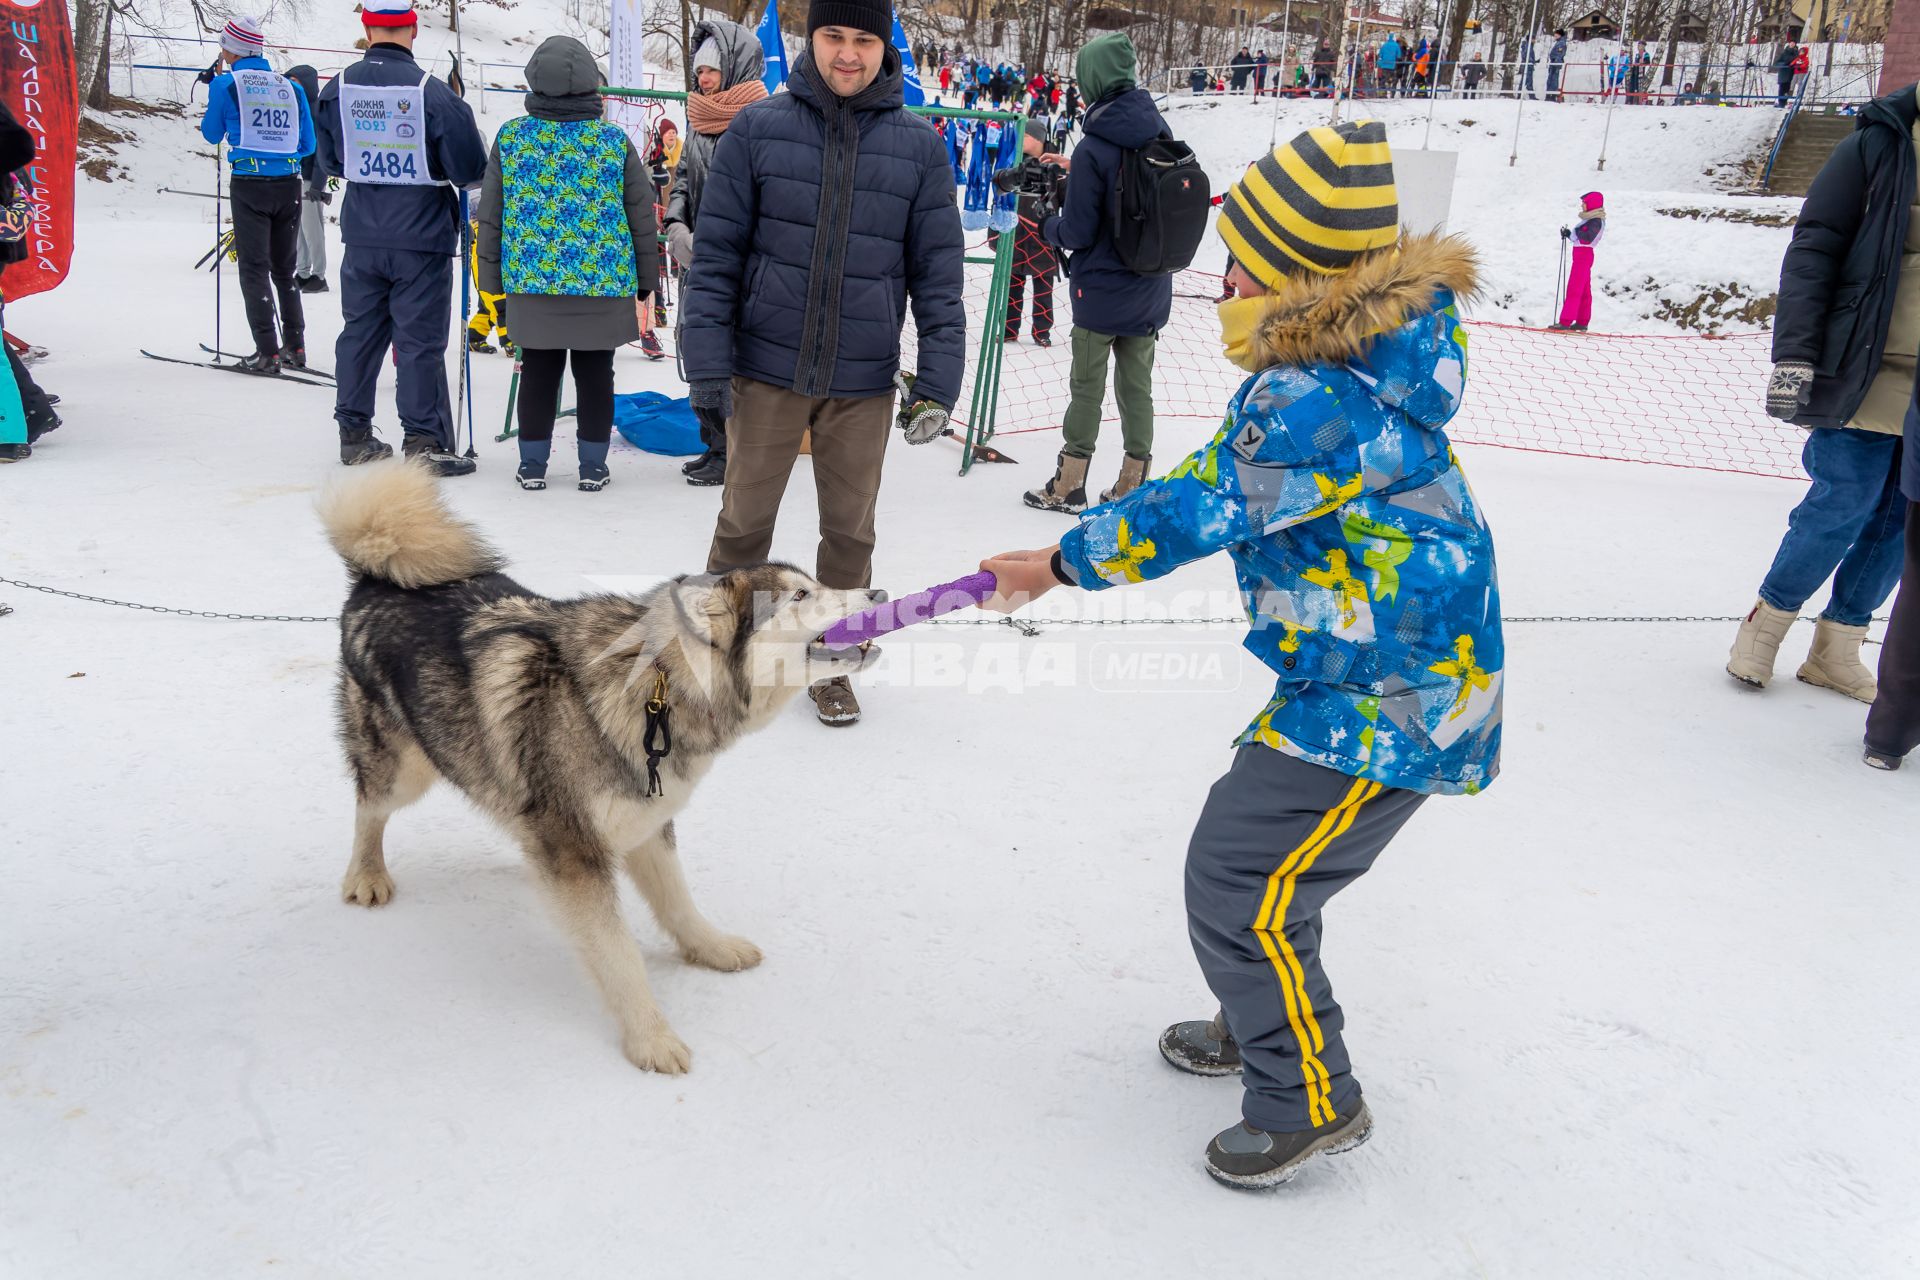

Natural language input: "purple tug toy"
[815,571,1000,650]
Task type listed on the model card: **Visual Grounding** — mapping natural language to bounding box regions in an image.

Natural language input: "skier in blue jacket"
[198,15,315,374]
[981,121,1502,1189]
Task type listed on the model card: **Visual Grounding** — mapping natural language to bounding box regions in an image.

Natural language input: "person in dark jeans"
[1730,81,1914,707]
[478,37,658,492]
[198,16,316,374]
[991,121,1063,346]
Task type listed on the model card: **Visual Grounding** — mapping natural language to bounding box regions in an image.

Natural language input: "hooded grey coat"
[663,20,764,243]
[476,36,657,351]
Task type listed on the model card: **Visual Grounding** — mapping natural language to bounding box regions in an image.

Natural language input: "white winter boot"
[1796,618,1878,702]
[1726,599,1798,688]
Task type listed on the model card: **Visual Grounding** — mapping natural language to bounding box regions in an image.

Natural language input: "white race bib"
[341,70,441,186]
[235,69,298,155]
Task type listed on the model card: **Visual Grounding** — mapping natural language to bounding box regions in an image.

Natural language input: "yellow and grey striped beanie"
[1220,120,1399,284]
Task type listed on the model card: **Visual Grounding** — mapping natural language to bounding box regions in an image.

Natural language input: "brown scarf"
[686,80,767,136]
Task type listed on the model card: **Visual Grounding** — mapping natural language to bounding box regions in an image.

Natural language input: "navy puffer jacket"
[1040,87,1174,337]
[1770,83,1920,499]
[679,49,967,407]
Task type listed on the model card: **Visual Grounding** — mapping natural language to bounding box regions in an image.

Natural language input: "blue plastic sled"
[613,392,704,457]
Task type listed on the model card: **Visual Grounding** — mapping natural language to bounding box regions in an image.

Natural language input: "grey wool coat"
[476,37,659,351]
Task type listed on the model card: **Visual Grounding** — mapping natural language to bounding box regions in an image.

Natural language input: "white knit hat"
[220,14,265,56]
[693,38,721,72]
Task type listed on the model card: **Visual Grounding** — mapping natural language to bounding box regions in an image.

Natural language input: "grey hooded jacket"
[663,19,764,247]
[476,36,658,350]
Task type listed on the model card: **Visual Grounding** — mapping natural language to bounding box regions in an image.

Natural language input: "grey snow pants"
[1186,745,1427,1133]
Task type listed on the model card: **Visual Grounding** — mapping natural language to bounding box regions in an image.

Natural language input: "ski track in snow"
[2,58,1915,1280]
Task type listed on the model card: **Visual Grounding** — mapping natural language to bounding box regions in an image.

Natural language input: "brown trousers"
[705,376,893,589]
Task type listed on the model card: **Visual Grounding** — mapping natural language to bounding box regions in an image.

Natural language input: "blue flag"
[891,14,924,106]
[758,0,788,92]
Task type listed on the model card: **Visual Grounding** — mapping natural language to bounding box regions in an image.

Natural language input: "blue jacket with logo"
[199,56,315,178]
[1057,233,1503,796]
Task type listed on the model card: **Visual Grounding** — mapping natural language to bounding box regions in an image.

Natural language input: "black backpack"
[1111,132,1211,276]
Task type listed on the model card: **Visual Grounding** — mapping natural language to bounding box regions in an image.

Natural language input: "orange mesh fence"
[905,246,1806,482]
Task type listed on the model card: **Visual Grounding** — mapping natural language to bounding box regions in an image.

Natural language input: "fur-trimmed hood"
[1229,229,1480,372]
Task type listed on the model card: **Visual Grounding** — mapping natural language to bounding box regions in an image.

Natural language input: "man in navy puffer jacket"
[682,0,966,728]
[1026,32,1172,516]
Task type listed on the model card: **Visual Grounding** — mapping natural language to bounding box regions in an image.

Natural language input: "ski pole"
[212,141,224,364]
[1553,234,1567,326]
[458,189,476,457]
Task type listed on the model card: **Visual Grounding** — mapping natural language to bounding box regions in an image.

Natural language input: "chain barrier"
[0,576,1886,641]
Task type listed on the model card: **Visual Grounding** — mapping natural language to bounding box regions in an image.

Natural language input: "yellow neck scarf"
[1217,296,1270,373]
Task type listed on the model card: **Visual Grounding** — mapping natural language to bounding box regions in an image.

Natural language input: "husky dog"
[317,460,880,1073]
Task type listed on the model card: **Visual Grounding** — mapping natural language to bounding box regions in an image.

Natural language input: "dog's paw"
[623,1026,692,1074]
[682,933,763,972]
[341,868,396,906]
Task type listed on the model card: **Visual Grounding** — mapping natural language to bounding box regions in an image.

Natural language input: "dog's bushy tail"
[318,458,504,589]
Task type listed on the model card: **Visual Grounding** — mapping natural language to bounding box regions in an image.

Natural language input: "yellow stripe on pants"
[1251,777,1382,1127]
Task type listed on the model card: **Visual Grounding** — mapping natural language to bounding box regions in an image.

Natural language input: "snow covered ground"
[3,48,1915,1280]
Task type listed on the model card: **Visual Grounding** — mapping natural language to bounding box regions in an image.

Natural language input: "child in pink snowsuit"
[1555,191,1605,331]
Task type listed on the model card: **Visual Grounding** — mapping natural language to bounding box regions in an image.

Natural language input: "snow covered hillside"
[2,16,1912,1280]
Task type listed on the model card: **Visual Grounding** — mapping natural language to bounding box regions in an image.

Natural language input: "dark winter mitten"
[666,222,695,270]
[689,378,733,423]
[1559,225,1571,240]
[899,399,950,446]
[1766,360,1814,420]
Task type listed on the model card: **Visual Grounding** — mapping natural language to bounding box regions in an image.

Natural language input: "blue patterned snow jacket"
[1058,232,1504,796]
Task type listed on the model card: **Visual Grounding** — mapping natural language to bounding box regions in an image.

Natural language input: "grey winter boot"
[1022,451,1090,514]
[1796,617,1878,702]
[1726,599,1798,688]
[1159,1011,1243,1076]
[1100,453,1151,504]
[1205,1098,1374,1190]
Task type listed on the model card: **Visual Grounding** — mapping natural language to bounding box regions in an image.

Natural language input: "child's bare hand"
[979,548,1062,613]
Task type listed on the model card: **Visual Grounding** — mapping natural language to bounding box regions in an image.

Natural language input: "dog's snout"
[865,589,888,605]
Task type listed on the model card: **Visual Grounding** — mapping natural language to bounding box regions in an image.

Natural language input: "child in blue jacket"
[982,120,1503,1189]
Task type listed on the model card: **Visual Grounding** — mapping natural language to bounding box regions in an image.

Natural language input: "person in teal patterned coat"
[478,36,658,491]
[981,122,1502,1189]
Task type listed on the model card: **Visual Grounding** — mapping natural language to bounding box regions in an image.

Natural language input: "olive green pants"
[1061,326,1156,460]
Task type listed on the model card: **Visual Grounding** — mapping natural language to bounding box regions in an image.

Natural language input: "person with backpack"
[1026,31,1198,512]
[978,120,1500,1188]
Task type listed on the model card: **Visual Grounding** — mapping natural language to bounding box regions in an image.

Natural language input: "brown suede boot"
[1100,452,1151,504]
[1022,451,1091,514]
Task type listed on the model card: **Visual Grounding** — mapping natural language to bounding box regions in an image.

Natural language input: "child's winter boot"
[1726,599,1798,687]
[1159,1012,1242,1076]
[1205,1098,1373,1190]
[517,436,552,491]
[578,439,611,492]
[1796,618,1878,702]
[1100,453,1151,504]
[1022,450,1090,514]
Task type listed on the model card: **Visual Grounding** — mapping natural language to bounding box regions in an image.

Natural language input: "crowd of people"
[4,0,1907,1191]
[1175,30,1817,107]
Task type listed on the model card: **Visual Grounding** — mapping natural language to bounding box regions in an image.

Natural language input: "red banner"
[1,0,76,300]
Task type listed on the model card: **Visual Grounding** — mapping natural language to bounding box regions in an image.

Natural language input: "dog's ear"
[669,574,743,650]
